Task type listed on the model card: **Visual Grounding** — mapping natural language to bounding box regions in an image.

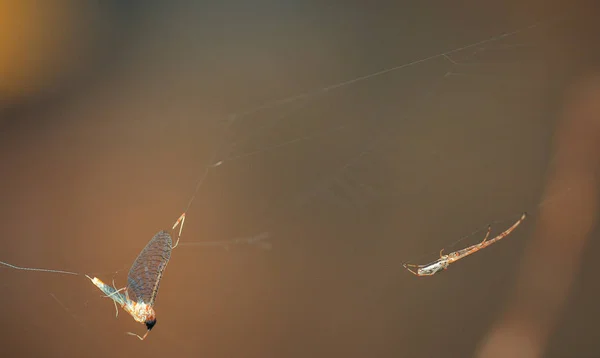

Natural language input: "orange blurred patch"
[0,1,87,102]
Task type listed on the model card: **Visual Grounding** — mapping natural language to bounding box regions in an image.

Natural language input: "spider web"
[225,27,538,218]
[181,21,547,246]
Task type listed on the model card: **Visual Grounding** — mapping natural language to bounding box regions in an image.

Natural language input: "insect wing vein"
[126,230,173,306]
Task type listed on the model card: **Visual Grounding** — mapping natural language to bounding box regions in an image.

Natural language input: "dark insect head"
[145,318,157,331]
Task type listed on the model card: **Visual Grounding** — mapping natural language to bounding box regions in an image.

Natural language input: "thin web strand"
[219,123,353,165]
[218,29,534,193]
[228,23,541,122]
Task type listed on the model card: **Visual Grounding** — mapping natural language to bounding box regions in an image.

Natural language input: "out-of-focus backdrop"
[0,1,598,357]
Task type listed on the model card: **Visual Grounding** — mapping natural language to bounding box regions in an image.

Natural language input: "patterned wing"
[126,230,173,306]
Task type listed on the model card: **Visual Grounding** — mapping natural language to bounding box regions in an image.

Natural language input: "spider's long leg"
[440,249,445,257]
[480,212,527,248]
[403,263,420,268]
[453,213,528,262]
[480,225,492,244]
[402,263,421,276]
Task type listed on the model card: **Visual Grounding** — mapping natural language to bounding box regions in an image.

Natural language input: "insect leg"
[102,286,126,299]
[109,279,121,318]
[126,330,149,341]
[171,212,186,249]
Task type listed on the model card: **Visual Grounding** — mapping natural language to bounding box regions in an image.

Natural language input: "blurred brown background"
[0,1,598,357]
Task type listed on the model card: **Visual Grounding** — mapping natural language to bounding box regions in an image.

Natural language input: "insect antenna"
[0,260,80,276]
